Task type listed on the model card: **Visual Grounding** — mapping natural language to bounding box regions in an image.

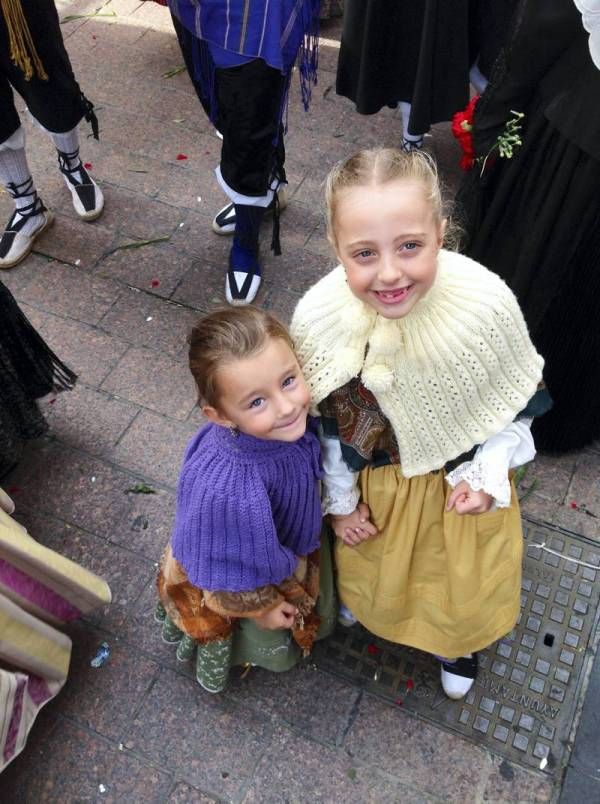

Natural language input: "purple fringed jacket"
[171,423,323,592]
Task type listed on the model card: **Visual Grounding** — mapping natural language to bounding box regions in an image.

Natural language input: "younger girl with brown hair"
[156,307,334,693]
[291,148,550,699]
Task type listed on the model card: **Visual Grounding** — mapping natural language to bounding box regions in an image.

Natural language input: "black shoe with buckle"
[57,148,104,221]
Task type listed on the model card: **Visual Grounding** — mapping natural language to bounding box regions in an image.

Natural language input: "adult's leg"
[0,105,52,268]
[0,0,103,220]
[215,59,288,304]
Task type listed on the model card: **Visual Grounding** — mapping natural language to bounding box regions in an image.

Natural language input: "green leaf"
[125,482,156,495]
[61,10,117,23]
[347,768,357,781]
[162,65,186,79]
[104,235,171,256]
[518,478,538,504]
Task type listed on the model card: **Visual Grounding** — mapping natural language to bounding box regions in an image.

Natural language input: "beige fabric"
[335,464,523,657]
[291,250,544,477]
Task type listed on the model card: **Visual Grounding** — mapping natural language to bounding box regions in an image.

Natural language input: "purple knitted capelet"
[171,423,323,592]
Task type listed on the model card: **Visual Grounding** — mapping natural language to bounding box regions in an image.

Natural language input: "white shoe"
[0,203,53,269]
[58,149,104,221]
[338,604,358,627]
[440,653,478,700]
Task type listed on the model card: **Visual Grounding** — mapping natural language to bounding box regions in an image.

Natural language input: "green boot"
[176,634,197,662]
[196,635,233,693]
[161,615,184,644]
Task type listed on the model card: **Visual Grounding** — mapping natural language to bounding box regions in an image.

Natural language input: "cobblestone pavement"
[1,2,598,801]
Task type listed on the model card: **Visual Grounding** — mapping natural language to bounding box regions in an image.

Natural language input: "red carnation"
[451,95,479,171]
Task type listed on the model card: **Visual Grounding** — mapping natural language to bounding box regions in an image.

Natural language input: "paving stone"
[0,718,173,802]
[172,258,251,312]
[118,577,195,677]
[566,452,600,518]
[518,492,561,526]
[17,509,155,632]
[16,260,123,324]
[260,244,334,294]
[0,259,50,308]
[167,782,218,803]
[228,664,361,747]
[261,283,303,326]
[523,453,577,504]
[58,622,160,740]
[101,346,197,420]
[98,240,193,301]
[33,211,117,269]
[17,303,130,387]
[99,286,201,358]
[243,725,434,804]
[482,758,555,802]
[108,408,197,487]
[123,668,272,800]
[6,441,175,560]
[344,694,492,801]
[45,383,139,456]
[93,184,186,241]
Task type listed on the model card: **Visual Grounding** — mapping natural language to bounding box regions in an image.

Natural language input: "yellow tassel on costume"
[1,0,48,81]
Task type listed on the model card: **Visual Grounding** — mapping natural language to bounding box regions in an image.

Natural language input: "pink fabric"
[0,559,82,622]
[27,675,53,707]
[3,677,26,763]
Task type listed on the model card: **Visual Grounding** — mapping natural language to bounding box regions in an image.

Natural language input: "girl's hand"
[330,502,378,547]
[253,600,297,630]
[446,481,494,515]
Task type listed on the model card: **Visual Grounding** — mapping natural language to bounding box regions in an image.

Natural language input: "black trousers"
[172,15,287,199]
[0,0,90,143]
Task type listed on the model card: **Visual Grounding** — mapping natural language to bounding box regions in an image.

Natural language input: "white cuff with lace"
[445,420,535,508]
[319,428,360,516]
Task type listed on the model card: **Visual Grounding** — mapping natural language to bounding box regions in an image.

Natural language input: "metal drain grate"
[313,518,600,776]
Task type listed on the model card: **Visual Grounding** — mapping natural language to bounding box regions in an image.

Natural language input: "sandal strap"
[4,195,46,234]
[441,653,478,679]
[6,176,36,200]
[57,148,91,188]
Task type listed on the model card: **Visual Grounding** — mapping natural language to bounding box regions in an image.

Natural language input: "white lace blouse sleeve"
[319,426,360,516]
[445,419,535,508]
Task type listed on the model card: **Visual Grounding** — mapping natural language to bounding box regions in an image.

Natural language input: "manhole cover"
[314,518,600,776]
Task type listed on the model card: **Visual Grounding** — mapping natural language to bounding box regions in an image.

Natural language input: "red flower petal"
[571,501,578,509]
[151,279,160,288]
[48,398,56,405]
[84,162,93,170]
[394,698,403,706]
[406,679,414,690]
[176,153,188,161]
[366,644,379,655]
[7,486,20,495]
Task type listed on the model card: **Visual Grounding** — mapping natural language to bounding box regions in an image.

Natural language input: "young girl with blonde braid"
[156,307,334,693]
[291,148,551,699]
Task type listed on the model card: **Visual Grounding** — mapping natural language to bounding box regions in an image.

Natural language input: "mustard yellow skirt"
[335,465,523,658]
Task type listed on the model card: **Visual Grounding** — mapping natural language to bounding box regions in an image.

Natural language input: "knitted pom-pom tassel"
[363,362,394,393]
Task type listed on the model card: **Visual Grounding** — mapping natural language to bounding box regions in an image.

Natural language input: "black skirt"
[0,283,76,475]
[335,0,515,133]
[456,103,600,453]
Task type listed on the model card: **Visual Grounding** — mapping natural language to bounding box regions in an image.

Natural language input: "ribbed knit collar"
[209,422,306,457]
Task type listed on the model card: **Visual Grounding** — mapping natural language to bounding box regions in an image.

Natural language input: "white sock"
[0,129,44,236]
[397,101,425,142]
[49,125,85,184]
[469,63,488,95]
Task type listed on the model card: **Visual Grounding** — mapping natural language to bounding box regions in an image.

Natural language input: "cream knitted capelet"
[291,249,544,477]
